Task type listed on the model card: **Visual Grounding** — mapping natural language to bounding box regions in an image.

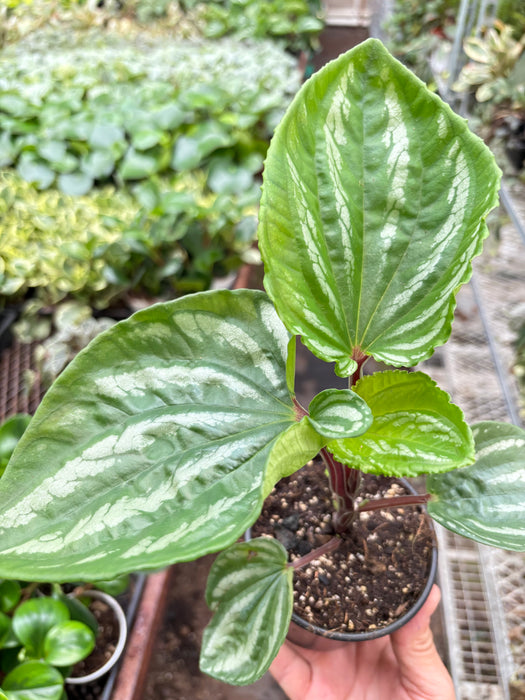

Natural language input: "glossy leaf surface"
[0,290,349,581]
[307,388,372,439]
[43,621,95,666]
[258,38,501,375]
[201,538,293,685]
[328,371,474,477]
[1,660,64,700]
[12,599,69,659]
[0,291,294,580]
[428,421,525,550]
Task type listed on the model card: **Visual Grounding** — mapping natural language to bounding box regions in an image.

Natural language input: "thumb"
[390,585,455,699]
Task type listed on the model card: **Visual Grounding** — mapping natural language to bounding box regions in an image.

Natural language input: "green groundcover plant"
[0,415,131,700]
[0,584,96,700]
[0,171,259,312]
[0,33,298,194]
[0,39,524,687]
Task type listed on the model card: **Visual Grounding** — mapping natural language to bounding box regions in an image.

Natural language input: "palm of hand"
[270,586,456,700]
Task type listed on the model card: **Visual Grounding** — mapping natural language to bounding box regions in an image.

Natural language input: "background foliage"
[0,11,306,321]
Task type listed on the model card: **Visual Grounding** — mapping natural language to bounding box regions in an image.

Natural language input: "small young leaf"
[328,371,474,477]
[57,173,93,197]
[200,538,293,685]
[427,421,525,551]
[43,621,95,666]
[307,388,372,439]
[1,660,64,700]
[12,599,70,659]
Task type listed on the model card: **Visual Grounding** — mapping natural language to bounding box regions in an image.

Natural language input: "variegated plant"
[0,39,523,687]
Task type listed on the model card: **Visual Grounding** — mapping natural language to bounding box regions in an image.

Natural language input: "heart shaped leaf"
[200,538,293,685]
[328,371,474,477]
[0,290,330,582]
[427,421,525,550]
[258,38,501,376]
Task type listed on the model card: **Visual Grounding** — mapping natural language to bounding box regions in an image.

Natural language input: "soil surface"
[251,458,434,634]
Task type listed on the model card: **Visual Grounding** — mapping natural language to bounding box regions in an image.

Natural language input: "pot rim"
[66,589,128,685]
[290,536,437,642]
[250,474,438,644]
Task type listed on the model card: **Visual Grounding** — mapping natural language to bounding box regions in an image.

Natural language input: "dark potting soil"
[251,458,434,634]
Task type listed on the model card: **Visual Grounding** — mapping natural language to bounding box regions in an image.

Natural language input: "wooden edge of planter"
[110,567,172,700]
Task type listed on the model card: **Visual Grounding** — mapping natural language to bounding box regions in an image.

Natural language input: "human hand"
[270,584,455,700]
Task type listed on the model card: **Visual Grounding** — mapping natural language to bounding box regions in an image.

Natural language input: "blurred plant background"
[0,0,323,358]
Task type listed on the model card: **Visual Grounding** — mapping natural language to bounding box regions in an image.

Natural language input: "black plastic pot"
[248,477,438,651]
[287,478,438,650]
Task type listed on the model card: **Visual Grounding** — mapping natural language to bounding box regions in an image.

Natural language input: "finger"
[391,585,456,699]
[269,640,313,698]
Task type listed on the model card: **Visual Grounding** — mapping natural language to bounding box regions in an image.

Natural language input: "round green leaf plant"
[0,593,96,700]
[0,40,523,687]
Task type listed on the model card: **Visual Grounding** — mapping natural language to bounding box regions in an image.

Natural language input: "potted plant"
[0,415,129,700]
[0,38,523,688]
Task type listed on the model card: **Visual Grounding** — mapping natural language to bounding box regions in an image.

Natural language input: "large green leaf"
[200,538,293,685]
[1,660,64,700]
[0,290,367,581]
[427,421,525,550]
[328,371,475,477]
[0,291,293,580]
[258,38,501,376]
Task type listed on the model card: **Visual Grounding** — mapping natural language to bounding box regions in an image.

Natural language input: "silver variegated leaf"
[307,388,373,439]
[201,538,293,685]
[328,371,475,477]
[258,38,501,376]
[427,421,525,551]
[0,291,307,581]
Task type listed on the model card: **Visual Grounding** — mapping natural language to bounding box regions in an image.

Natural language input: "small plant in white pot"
[0,39,523,688]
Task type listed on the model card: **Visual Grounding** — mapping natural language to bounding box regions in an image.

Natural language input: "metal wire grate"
[0,340,43,422]
[436,527,509,700]
[419,190,525,699]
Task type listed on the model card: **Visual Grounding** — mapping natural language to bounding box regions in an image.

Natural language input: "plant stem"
[358,493,431,513]
[321,448,361,532]
[350,350,369,387]
[289,536,341,570]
